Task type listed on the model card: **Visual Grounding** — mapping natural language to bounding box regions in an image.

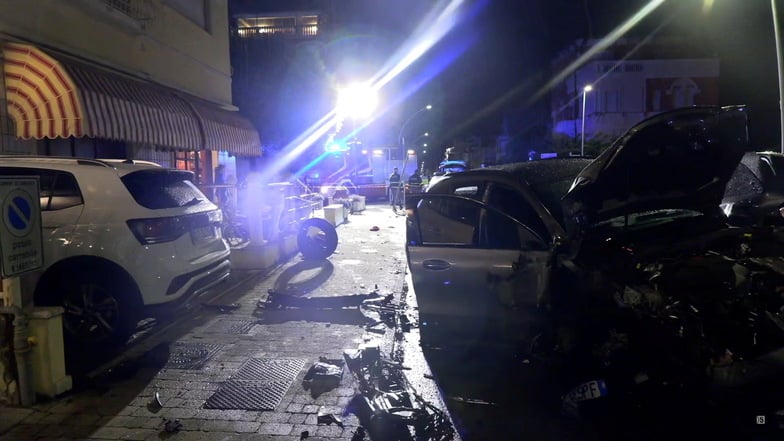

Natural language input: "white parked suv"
[0,156,231,351]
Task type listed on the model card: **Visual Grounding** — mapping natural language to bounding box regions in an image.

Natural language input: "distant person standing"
[214,164,229,206]
[388,167,402,209]
[408,170,422,186]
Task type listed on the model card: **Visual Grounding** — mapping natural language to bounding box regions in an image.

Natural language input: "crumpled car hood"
[563,106,749,229]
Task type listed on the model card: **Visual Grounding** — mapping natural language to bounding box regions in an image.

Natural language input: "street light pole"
[581,85,592,156]
[398,105,432,150]
[772,0,784,152]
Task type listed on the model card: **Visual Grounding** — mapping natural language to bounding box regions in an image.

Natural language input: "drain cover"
[166,343,223,370]
[203,357,307,411]
[206,319,258,334]
[204,381,293,411]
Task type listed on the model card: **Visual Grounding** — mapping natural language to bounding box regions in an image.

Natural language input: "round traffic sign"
[3,188,36,238]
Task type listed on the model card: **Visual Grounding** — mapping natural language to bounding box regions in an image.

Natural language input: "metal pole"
[581,89,588,156]
[773,0,784,152]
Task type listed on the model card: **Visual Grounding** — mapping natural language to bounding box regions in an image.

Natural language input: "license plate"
[191,226,216,244]
[564,380,608,404]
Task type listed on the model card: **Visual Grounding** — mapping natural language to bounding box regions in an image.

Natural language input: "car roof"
[481,158,593,186]
[0,156,165,176]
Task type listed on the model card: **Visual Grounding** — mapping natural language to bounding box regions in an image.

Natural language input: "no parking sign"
[0,177,43,277]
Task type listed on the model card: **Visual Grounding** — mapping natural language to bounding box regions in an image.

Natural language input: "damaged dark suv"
[405,106,784,421]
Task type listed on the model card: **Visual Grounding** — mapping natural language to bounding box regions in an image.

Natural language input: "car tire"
[40,270,141,350]
[297,218,338,260]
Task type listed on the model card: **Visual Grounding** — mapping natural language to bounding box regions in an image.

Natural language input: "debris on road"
[317,407,344,427]
[162,419,182,433]
[259,289,381,309]
[147,391,163,413]
[343,342,455,440]
[303,357,344,390]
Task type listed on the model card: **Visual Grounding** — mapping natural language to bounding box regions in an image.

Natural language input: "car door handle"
[422,259,450,271]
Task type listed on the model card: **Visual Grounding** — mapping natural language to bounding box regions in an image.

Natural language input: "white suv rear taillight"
[127,217,186,244]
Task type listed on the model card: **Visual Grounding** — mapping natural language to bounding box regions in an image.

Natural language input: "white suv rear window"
[122,170,206,209]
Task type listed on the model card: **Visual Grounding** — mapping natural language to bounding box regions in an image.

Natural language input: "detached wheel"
[297,218,338,260]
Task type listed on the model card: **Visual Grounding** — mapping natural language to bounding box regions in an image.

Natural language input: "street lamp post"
[581,85,593,156]
[398,105,432,151]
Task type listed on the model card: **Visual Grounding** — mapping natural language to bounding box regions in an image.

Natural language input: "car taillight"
[127,217,186,244]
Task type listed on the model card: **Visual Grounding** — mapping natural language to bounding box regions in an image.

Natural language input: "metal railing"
[202,181,323,243]
[235,25,319,39]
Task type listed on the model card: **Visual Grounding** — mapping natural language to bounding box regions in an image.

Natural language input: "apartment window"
[165,0,209,30]
[604,90,621,113]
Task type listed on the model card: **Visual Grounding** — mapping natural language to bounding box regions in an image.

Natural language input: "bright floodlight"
[337,83,378,119]
[584,85,593,92]
[407,149,415,154]
[426,104,432,110]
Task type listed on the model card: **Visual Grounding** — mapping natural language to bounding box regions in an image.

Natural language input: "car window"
[486,183,549,240]
[0,167,83,211]
[121,170,206,209]
[416,197,480,246]
[481,206,545,250]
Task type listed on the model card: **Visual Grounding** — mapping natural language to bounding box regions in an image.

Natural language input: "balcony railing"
[235,24,319,39]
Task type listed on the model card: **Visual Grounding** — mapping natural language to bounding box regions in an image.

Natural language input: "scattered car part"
[317,407,344,427]
[162,419,182,433]
[147,391,163,413]
[297,217,339,260]
[303,358,344,388]
[260,289,381,309]
[343,343,455,440]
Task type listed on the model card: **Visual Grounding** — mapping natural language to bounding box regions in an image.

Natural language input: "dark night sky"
[230,0,782,152]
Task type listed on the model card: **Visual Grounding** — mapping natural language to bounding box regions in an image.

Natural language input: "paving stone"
[87,426,132,439]
[178,389,217,400]
[287,413,308,424]
[159,407,198,419]
[316,424,345,437]
[101,415,145,428]
[301,404,321,414]
[257,412,292,423]
[200,419,261,433]
[285,403,304,412]
[313,395,338,406]
[257,422,293,435]
[193,408,233,420]
[63,413,104,426]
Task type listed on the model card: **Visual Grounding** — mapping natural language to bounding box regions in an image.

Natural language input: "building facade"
[0,0,261,183]
[551,38,720,144]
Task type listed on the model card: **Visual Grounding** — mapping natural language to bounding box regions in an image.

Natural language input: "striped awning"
[188,99,262,156]
[2,42,261,156]
[3,42,85,139]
